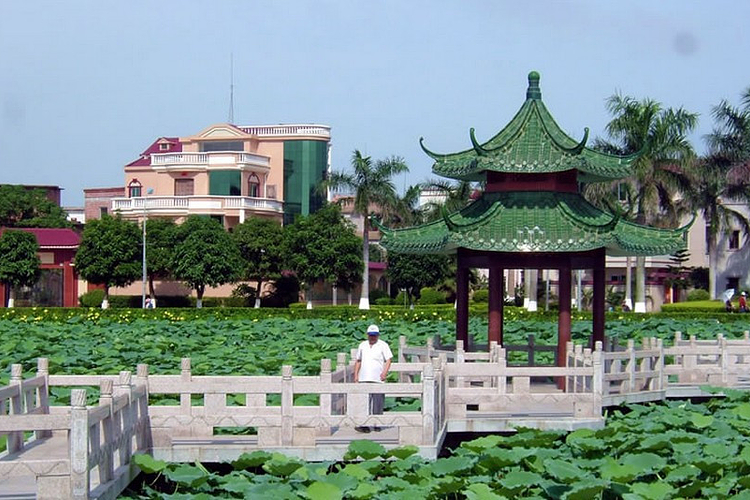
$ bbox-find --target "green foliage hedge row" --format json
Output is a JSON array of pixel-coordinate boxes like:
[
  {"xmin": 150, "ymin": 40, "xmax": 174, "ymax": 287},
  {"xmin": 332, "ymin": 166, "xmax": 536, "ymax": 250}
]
[{"xmin": 4, "ymin": 303, "xmax": 750, "ymax": 325}]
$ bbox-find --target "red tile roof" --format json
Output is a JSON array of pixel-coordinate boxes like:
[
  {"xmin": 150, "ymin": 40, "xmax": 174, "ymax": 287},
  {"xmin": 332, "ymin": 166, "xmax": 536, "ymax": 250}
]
[
  {"xmin": 0, "ymin": 227, "xmax": 81, "ymax": 248},
  {"xmin": 126, "ymin": 137, "xmax": 181, "ymax": 166}
]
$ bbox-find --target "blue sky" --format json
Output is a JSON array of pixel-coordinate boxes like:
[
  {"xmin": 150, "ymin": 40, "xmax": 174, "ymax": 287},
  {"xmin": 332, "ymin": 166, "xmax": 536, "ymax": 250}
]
[{"xmin": 2, "ymin": 1, "xmax": 750, "ymax": 206}]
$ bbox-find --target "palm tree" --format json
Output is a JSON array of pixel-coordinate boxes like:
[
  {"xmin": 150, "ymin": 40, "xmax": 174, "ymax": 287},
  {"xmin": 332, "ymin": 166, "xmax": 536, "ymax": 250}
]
[
  {"xmin": 325, "ymin": 150, "xmax": 409, "ymax": 309},
  {"xmin": 591, "ymin": 94, "xmax": 697, "ymax": 312},
  {"xmin": 421, "ymin": 179, "xmax": 479, "ymax": 222},
  {"xmin": 686, "ymin": 87, "xmax": 750, "ymax": 298}
]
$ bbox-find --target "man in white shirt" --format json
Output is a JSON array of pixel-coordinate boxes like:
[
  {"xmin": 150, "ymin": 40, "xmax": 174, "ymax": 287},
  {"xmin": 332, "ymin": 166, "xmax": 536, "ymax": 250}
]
[{"xmin": 354, "ymin": 324, "xmax": 393, "ymax": 431}]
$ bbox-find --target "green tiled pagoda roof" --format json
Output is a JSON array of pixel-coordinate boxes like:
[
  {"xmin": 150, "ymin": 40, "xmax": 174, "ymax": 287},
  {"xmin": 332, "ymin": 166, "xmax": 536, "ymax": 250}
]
[
  {"xmin": 377, "ymin": 191, "xmax": 690, "ymax": 257},
  {"xmin": 419, "ymin": 71, "xmax": 640, "ymax": 183}
]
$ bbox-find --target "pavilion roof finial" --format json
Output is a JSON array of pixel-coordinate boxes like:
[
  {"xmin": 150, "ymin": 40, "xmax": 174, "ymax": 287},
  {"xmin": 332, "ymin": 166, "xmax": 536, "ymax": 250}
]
[{"xmin": 526, "ymin": 71, "xmax": 541, "ymax": 100}]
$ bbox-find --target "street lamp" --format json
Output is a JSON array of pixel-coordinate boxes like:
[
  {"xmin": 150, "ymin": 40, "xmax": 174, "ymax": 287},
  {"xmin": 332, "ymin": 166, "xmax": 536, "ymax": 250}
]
[{"xmin": 141, "ymin": 189, "xmax": 153, "ymax": 308}]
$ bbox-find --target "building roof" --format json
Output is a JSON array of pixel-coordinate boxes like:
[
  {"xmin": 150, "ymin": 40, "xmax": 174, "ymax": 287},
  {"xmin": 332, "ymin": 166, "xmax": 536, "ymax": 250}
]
[
  {"xmin": 0, "ymin": 227, "xmax": 81, "ymax": 249},
  {"xmin": 126, "ymin": 137, "xmax": 181, "ymax": 167},
  {"xmin": 376, "ymin": 191, "xmax": 690, "ymax": 257},
  {"xmin": 419, "ymin": 72, "xmax": 640, "ymax": 183}
]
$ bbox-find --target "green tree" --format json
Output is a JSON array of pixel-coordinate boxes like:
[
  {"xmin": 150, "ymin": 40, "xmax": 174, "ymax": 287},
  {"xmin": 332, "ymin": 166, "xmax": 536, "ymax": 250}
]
[
  {"xmin": 324, "ymin": 150, "xmax": 408, "ymax": 309},
  {"xmin": 0, "ymin": 230, "xmax": 41, "ymax": 307},
  {"xmin": 283, "ymin": 203, "xmax": 362, "ymax": 308},
  {"xmin": 685, "ymin": 87, "xmax": 750, "ymax": 299},
  {"xmin": 233, "ymin": 217, "xmax": 284, "ymax": 308},
  {"xmin": 171, "ymin": 216, "xmax": 242, "ymax": 308},
  {"xmin": 386, "ymin": 251, "xmax": 451, "ymax": 307},
  {"xmin": 75, "ymin": 215, "xmax": 142, "ymax": 307},
  {"xmin": 0, "ymin": 185, "xmax": 70, "ymax": 228},
  {"xmin": 144, "ymin": 218, "xmax": 178, "ymax": 301},
  {"xmin": 591, "ymin": 94, "xmax": 697, "ymax": 312},
  {"xmin": 332, "ymin": 228, "xmax": 364, "ymax": 305},
  {"xmin": 421, "ymin": 179, "xmax": 478, "ymax": 222}
]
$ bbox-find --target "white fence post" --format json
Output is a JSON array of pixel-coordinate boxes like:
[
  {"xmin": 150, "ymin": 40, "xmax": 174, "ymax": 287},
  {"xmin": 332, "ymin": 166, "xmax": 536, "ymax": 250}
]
[
  {"xmin": 421, "ymin": 362, "xmax": 435, "ymax": 445},
  {"xmin": 8, "ymin": 364, "xmax": 24, "ymax": 453},
  {"xmin": 180, "ymin": 358, "xmax": 192, "ymax": 414},
  {"xmin": 281, "ymin": 365, "xmax": 293, "ymax": 446},
  {"xmin": 98, "ymin": 379, "xmax": 114, "ymax": 485},
  {"xmin": 36, "ymin": 358, "xmax": 51, "ymax": 439},
  {"xmin": 70, "ymin": 388, "xmax": 89, "ymax": 500}
]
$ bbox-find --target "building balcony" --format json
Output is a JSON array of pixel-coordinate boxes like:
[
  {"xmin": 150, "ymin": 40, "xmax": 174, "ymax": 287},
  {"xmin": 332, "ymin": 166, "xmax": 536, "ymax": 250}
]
[
  {"xmin": 112, "ymin": 195, "xmax": 283, "ymax": 219},
  {"xmin": 238, "ymin": 124, "xmax": 331, "ymax": 139},
  {"xmin": 150, "ymin": 151, "xmax": 270, "ymax": 171}
]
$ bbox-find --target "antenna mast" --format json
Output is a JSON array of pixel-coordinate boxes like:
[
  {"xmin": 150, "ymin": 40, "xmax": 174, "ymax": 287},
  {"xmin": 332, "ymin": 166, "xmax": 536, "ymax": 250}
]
[{"xmin": 228, "ymin": 53, "xmax": 234, "ymax": 123}]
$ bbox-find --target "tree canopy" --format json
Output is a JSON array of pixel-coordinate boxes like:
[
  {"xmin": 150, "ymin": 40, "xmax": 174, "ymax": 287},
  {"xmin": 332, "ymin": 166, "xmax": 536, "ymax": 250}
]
[
  {"xmin": 75, "ymin": 215, "xmax": 141, "ymax": 303},
  {"xmin": 283, "ymin": 203, "xmax": 362, "ymax": 307},
  {"xmin": 233, "ymin": 217, "xmax": 284, "ymax": 306},
  {"xmin": 144, "ymin": 218, "xmax": 178, "ymax": 299},
  {"xmin": 386, "ymin": 251, "xmax": 451, "ymax": 305},
  {"xmin": 324, "ymin": 150, "xmax": 408, "ymax": 308},
  {"xmin": 0, "ymin": 230, "xmax": 41, "ymax": 307},
  {"xmin": 0, "ymin": 185, "xmax": 70, "ymax": 228},
  {"xmin": 171, "ymin": 216, "xmax": 242, "ymax": 307}
]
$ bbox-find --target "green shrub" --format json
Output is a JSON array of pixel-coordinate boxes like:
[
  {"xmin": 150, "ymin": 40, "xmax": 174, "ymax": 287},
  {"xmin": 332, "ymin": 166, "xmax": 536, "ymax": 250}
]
[
  {"xmin": 687, "ymin": 289, "xmax": 710, "ymax": 301},
  {"xmin": 369, "ymin": 289, "xmax": 389, "ymax": 302},
  {"xmin": 79, "ymin": 290, "xmax": 105, "ymax": 307},
  {"xmin": 374, "ymin": 297, "xmax": 392, "ymax": 306},
  {"xmin": 472, "ymin": 289, "xmax": 489, "ymax": 303},
  {"xmin": 418, "ymin": 287, "xmax": 446, "ymax": 305}
]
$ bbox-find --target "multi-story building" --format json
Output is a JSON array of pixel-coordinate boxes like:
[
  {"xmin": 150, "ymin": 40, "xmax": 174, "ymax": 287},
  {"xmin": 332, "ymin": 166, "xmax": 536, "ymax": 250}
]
[{"xmin": 97, "ymin": 123, "xmax": 330, "ymax": 228}]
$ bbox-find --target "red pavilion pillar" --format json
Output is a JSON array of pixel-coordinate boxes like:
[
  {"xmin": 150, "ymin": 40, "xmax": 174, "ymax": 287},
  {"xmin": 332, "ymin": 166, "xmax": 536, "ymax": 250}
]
[
  {"xmin": 592, "ymin": 250, "xmax": 606, "ymax": 346},
  {"xmin": 456, "ymin": 264, "xmax": 469, "ymax": 346},
  {"xmin": 488, "ymin": 266, "xmax": 503, "ymax": 346},
  {"xmin": 557, "ymin": 264, "xmax": 572, "ymax": 367}
]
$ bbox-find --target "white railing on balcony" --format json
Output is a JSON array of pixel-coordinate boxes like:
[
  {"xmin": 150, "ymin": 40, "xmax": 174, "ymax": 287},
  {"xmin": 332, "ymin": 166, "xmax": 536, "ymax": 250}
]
[
  {"xmin": 112, "ymin": 196, "xmax": 283, "ymax": 214},
  {"xmin": 150, "ymin": 151, "xmax": 270, "ymax": 168},
  {"xmin": 238, "ymin": 124, "xmax": 331, "ymax": 138}
]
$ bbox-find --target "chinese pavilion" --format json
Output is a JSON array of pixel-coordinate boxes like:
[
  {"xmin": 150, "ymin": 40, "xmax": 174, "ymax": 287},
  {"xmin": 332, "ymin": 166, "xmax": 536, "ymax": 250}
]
[{"xmin": 377, "ymin": 72, "xmax": 689, "ymax": 363}]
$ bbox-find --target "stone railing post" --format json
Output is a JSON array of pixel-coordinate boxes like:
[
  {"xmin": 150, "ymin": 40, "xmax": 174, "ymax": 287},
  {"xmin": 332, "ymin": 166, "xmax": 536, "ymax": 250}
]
[
  {"xmin": 626, "ymin": 339, "xmax": 635, "ymax": 393},
  {"xmin": 398, "ymin": 335, "xmax": 407, "ymax": 364},
  {"xmin": 421, "ymin": 362, "xmax": 435, "ymax": 445},
  {"xmin": 319, "ymin": 358, "xmax": 332, "ymax": 421},
  {"xmin": 455, "ymin": 340, "xmax": 465, "ymax": 388},
  {"xmin": 7, "ymin": 364, "xmax": 24, "ymax": 453},
  {"xmin": 117, "ymin": 371, "xmax": 133, "ymax": 465},
  {"xmin": 70, "ymin": 388, "xmax": 89, "ymax": 500},
  {"xmin": 433, "ymin": 356, "xmax": 445, "ymax": 430},
  {"xmin": 136, "ymin": 364, "xmax": 151, "ymax": 450},
  {"xmin": 180, "ymin": 358, "xmax": 192, "ymax": 413},
  {"xmin": 592, "ymin": 342, "xmax": 603, "ymax": 417},
  {"xmin": 36, "ymin": 358, "xmax": 52, "ymax": 439},
  {"xmin": 98, "ymin": 380, "xmax": 114, "ymax": 484},
  {"xmin": 281, "ymin": 365, "xmax": 293, "ymax": 446},
  {"xmin": 720, "ymin": 336, "xmax": 729, "ymax": 385},
  {"xmin": 426, "ymin": 336, "xmax": 434, "ymax": 361}
]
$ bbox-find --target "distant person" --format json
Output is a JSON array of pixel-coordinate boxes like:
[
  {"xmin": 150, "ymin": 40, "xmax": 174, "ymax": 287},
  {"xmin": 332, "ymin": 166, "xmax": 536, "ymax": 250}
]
[
  {"xmin": 621, "ymin": 302, "xmax": 631, "ymax": 312},
  {"xmin": 145, "ymin": 295, "xmax": 155, "ymax": 309},
  {"xmin": 726, "ymin": 299, "xmax": 734, "ymax": 313},
  {"xmin": 353, "ymin": 324, "xmax": 392, "ymax": 432},
  {"xmin": 740, "ymin": 292, "xmax": 748, "ymax": 313}
]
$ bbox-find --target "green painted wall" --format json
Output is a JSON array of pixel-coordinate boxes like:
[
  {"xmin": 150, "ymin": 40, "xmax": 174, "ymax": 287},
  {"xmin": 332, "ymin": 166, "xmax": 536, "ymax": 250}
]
[
  {"xmin": 283, "ymin": 140, "xmax": 328, "ymax": 225},
  {"xmin": 209, "ymin": 170, "xmax": 241, "ymax": 196}
]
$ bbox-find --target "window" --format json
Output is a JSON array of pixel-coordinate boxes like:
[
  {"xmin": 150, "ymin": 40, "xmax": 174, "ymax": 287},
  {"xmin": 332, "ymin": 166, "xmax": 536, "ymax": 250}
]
[
  {"xmin": 705, "ymin": 224, "xmax": 711, "ymax": 255},
  {"xmin": 174, "ymin": 178, "xmax": 194, "ymax": 196},
  {"xmin": 128, "ymin": 180, "xmax": 142, "ymax": 198},
  {"xmin": 100, "ymin": 207, "xmax": 108, "ymax": 217},
  {"xmin": 729, "ymin": 230, "xmax": 740, "ymax": 250},
  {"xmin": 248, "ymin": 173, "xmax": 260, "ymax": 198},
  {"xmin": 616, "ymin": 183, "xmax": 628, "ymax": 202},
  {"xmin": 727, "ymin": 277, "xmax": 740, "ymax": 291},
  {"xmin": 209, "ymin": 170, "xmax": 241, "ymax": 196},
  {"xmin": 159, "ymin": 143, "xmax": 170, "ymax": 151},
  {"xmin": 200, "ymin": 141, "xmax": 243, "ymax": 152}
]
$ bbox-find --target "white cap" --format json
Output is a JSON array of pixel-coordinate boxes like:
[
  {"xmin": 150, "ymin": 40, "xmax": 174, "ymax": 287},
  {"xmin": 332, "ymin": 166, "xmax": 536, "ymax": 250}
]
[{"xmin": 366, "ymin": 324, "xmax": 380, "ymax": 335}]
